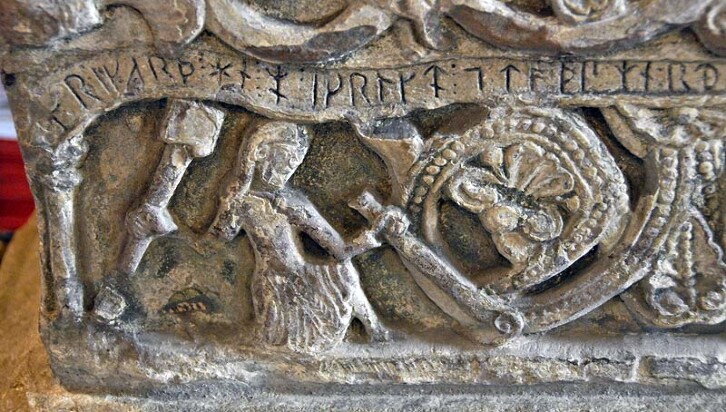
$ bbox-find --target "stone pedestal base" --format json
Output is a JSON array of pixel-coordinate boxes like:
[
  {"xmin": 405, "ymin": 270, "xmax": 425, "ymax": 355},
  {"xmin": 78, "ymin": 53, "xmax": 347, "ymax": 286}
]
[
  {"xmin": 21, "ymin": 385, "xmax": 726, "ymax": 411},
  {"xmin": 2, "ymin": 217, "xmax": 726, "ymax": 412}
]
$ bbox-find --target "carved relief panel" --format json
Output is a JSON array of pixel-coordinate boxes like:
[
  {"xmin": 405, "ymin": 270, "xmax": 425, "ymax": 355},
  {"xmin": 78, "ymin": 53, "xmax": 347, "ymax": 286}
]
[{"xmin": 1, "ymin": 0, "xmax": 725, "ymax": 406}]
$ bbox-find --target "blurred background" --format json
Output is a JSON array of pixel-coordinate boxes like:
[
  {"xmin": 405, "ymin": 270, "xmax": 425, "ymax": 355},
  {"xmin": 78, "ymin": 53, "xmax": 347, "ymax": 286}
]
[{"xmin": 0, "ymin": 84, "xmax": 33, "ymax": 260}]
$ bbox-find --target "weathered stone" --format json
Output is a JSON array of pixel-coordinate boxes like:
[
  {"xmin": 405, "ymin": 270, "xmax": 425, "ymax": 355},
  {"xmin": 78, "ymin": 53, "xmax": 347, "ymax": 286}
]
[
  {"xmin": 0, "ymin": 0, "xmax": 100, "ymax": 47},
  {"xmin": 0, "ymin": 0, "xmax": 725, "ymax": 410}
]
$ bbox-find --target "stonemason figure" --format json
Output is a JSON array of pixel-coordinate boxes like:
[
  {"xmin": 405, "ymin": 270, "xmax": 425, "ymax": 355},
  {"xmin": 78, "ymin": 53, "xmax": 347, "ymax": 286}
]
[{"xmin": 207, "ymin": 120, "xmax": 395, "ymax": 353}]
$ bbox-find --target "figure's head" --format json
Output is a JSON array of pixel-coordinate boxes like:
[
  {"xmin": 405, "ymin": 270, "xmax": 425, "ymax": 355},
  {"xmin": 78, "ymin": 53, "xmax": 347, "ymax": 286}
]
[{"xmin": 246, "ymin": 121, "xmax": 310, "ymax": 190}]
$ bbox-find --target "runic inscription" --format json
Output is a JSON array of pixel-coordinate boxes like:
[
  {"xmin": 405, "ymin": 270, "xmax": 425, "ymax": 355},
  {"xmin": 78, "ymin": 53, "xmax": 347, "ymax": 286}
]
[
  {"xmin": 3, "ymin": 0, "xmax": 726, "ymax": 408},
  {"xmin": 23, "ymin": 51, "xmax": 726, "ymax": 141}
]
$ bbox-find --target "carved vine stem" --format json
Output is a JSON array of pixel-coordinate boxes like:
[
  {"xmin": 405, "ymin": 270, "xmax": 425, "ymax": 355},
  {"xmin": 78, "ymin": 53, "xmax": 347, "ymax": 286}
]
[{"xmin": 23, "ymin": 135, "xmax": 88, "ymax": 321}]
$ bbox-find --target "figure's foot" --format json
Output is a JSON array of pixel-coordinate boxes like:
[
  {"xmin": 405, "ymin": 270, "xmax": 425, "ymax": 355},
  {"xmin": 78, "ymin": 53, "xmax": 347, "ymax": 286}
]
[
  {"xmin": 351, "ymin": 290, "xmax": 392, "ymax": 343},
  {"xmin": 92, "ymin": 284, "xmax": 128, "ymax": 323},
  {"xmin": 367, "ymin": 324, "xmax": 392, "ymax": 342},
  {"xmin": 53, "ymin": 278, "xmax": 85, "ymax": 324}
]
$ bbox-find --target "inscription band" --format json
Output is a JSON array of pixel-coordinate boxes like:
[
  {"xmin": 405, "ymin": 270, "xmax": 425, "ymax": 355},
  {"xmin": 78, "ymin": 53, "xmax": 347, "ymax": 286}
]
[{"xmin": 19, "ymin": 49, "xmax": 726, "ymax": 141}]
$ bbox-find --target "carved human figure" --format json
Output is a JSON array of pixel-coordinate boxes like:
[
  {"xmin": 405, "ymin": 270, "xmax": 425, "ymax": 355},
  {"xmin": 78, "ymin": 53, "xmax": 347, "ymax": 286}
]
[{"xmin": 207, "ymin": 121, "xmax": 392, "ymax": 353}]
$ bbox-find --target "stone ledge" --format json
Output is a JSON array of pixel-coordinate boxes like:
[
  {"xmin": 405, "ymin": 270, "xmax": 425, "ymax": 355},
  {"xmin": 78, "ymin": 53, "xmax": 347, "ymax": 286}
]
[{"xmin": 26, "ymin": 384, "xmax": 726, "ymax": 412}]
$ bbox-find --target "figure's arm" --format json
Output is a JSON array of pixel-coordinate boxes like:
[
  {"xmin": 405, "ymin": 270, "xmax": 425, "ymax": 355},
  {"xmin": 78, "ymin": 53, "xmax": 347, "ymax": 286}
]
[
  {"xmin": 349, "ymin": 190, "xmax": 524, "ymax": 343},
  {"xmin": 282, "ymin": 193, "xmax": 381, "ymax": 261},
  {"xmin": 209, "ymin": 179, "xmax": 247, "ymax": 241}
]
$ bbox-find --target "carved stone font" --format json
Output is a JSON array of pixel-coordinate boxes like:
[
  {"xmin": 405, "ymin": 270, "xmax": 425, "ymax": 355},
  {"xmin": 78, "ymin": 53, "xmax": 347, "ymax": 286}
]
[{"xmin": 1, "ymin": 0, "xmax": 725, "ymax": 409}]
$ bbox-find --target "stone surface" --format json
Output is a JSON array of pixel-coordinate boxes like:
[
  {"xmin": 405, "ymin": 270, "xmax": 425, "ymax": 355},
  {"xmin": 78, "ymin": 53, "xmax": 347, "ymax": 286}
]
[{"xmin": 0, "ymin": 0, "xmax": 725, "ymax": 410}]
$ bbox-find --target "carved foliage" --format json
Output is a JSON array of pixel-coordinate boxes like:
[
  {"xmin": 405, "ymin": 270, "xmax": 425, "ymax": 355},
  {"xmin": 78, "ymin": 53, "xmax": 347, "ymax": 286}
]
[
  {"xmin": 2, "ymin": 0, "xmax": 724, "ymax": 63},
  {"xmin": 605, "ymin": 105, "xmax": 726, "ymax": 328},
  {"xmin": 629, "ymin": 140, "xmax": 726, "ymax": 327},
  {"xmin": 401, "ymin": 107, "xmax": 629, "ymax": 295},
  {"xmin": 696, "ymin": 1, "xmax": 726, "ymax": 56},
  {"xmin": 445, "ymin": 142, "xmax": 574, "ymax": 267},
  {"xmin": 205, "ymin": 1, "xmax": 394, "ymax": 63},
  {"xmin": 549, "ymin": 0, "xmax": 627, "ymax": 24}
]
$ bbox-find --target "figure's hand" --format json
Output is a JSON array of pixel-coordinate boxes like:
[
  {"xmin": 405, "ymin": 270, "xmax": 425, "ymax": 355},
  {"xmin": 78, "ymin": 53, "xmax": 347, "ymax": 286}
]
[
  {"xmin": 375, "ymin": 207, "xmax": 410, "ymax": 239},
  {"xmin": 285, "ymin": 205, "xmax": 311, "ymax": 224},
  {"xmin": 271, "ymin": 194, "xmax": 312, "ymax": 224}
]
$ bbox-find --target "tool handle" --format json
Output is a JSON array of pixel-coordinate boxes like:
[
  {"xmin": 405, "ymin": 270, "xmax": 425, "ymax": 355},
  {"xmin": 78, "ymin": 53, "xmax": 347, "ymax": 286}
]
[{"xmin": 348, "ymin": 190, "xmax": 386, "ymax": 223}]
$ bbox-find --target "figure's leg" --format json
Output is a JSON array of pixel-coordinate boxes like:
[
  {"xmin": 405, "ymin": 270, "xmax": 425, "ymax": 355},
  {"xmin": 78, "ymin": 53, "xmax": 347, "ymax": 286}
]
[
  {"xmin": 337, "ymin": 261, "xmax": 390, "ymax": 342},
  {"xmin": 349, "ymin": 279, "xmax": 390, "ymax": 342}
]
